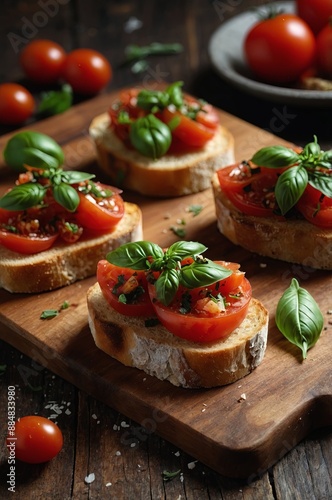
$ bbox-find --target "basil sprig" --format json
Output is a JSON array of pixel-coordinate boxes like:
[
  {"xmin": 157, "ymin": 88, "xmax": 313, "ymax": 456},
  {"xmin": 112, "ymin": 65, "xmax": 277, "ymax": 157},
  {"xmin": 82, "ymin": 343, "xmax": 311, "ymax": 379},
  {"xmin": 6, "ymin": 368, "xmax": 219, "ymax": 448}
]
[
  {"xmin": 276, "ymin": 278, "xmax": 324, "ymax": 359},
  {"xmin": 107, "ymin": 241, "xmax": 232, "ymax": 306},
  {"xmin": 0, "ymin": 168, "xmax": 94, "ymax": 212},
  {"xmin": 3, "ymin": 131, "xmax": 64, "ymax": 173},
  {"xmin": 251, "ymin": 136, "xmax": 332, "ymax": 215},
  {"xmin": 0, "ymin": 132, "xmax": 96, "ymax": 213},
  {"xmin": 136, "ymin": 81, "xmax": 184, "ymax": 113}
]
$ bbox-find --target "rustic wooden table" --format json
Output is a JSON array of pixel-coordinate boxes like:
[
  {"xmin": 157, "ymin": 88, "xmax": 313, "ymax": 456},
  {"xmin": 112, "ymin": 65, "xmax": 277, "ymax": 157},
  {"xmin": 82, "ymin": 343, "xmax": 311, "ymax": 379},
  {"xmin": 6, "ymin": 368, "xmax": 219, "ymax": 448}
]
[{"xmin": 0, "ymin": 1, "xmax": 332, "ymax": 499}]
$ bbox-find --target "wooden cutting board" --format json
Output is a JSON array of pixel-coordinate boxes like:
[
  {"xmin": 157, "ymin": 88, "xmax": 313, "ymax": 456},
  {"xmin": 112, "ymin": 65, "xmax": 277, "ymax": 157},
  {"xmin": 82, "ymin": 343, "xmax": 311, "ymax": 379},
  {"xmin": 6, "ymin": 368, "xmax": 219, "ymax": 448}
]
[{"xmin": 0, "ymin": 90, "xmax": 331, "ymax": 479}]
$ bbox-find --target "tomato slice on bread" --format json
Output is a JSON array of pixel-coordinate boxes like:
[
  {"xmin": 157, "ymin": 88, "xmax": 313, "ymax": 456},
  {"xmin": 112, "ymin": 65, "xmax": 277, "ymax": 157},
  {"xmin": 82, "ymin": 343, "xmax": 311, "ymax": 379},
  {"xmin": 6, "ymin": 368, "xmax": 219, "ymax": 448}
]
[
  {"xmin": 97, "ymin": 260, "xmax": 155, "ymax": 317},
  {"xmin": 148, "ymin": 263, "xmax": 251, "ymax": 343},
  {"xmin": 99, "ymin": 241, "xmax": 252, "ymax": 343},
  {"xmin": 108, "ymin": 83, "xmax": 219, "ymax": 156}
]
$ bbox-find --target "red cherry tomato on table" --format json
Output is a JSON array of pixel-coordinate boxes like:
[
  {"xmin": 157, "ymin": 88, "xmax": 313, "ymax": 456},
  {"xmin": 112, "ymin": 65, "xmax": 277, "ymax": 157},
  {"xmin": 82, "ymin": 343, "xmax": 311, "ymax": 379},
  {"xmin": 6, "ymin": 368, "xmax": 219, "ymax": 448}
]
[
  {"xmin": 296, "ymin": 0, "xmax": 332, "ymax": 35},
  {"xmin": 0, "ymin": 83, "xmax": 35, "ymax": 125},
  {"xmin": 316, "ymin": 22, "xmax": 332, "ymax": 77},
  {"xmin": 20, "ymin": 39, "xmax": 67, "ymax": 84},
  {"xmin": 7, "ymin": 416, "xmax": 63, "ymax": 464},
  {"xmin": 244, "ymin": 13, "xmax": 316, "ymax": 84},
  {"xmin": 97, "ymin": 260, "xmax": 155, "ymax": 316},
  {"xmin": 62, "ymin": 48, "xmax": 112, "ymax": 95}
]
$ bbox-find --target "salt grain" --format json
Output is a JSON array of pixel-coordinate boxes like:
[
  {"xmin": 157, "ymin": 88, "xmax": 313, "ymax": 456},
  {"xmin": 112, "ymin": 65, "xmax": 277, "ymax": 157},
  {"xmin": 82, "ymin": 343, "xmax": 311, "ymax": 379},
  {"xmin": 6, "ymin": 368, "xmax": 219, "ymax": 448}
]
[{"xmin": 85, "ymin": 473, "xmax": 95, "ymax": 484}]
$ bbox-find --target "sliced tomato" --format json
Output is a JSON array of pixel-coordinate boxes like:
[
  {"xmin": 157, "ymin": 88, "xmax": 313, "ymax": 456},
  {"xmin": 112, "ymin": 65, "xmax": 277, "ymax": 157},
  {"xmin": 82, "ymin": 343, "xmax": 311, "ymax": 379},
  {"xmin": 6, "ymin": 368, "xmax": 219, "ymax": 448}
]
[
  {"xmin": 217, "ymin": 164, "xmax": 282, "ymax": 217},
  {"xmin": 296, "ymin": 184, "xmax": 332, "ymax": 228},
  {"xmin": 75, "ymin": 183, "xmax": 124, "ymax": 231},
  {"xmin": 160, "ymin": 107, "xmax": 215, "ymax": 148},
  {"xmin": 148, "ymin": 264, "xmax": 252, "ymax": 343},
  {"xmin": 0, "ymin": 230, "xmax": 58, "ymax": 254},
  {"xmin": 97, "ymin": 260, "xmax": 155, "ymax": 316}
]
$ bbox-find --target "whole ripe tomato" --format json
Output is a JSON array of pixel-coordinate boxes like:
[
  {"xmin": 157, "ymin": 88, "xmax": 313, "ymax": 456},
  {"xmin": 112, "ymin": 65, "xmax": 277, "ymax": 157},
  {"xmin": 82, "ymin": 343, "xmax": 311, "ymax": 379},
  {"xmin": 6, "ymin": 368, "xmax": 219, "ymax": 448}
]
[
  {"xmin": 62, "ymin": 48, "xmax": 112, "ymax": 94},
  {"xmin": 7, "ymin": 416, "xmax": 63, "ymax": 464},
  {"xmin": 20, "ymin": 39, "xmax": 67, "ymax": 84},
  {"xmin": 316, "ymin": 22, "xmax": 332, "ymax": 77},
  {"xmin": 0, "ymin": 83, "xmax": 35, "ymax": 125},
  {"xmin": 244, "ymin": 13, "xmax": 316, "ymax": 84},
  {"xmin": 296, "ymin": 0, "xmax": 332, "ymax": 35}
]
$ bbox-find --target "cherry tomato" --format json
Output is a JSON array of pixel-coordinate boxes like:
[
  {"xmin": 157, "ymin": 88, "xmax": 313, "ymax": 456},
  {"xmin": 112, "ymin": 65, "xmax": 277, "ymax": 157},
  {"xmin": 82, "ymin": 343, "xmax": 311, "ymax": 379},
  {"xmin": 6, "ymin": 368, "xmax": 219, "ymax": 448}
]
[
  {"xmin": 148, "ymin": 262, "xmax": 251, "ymax": 342},
  {"xmin": 7, "ymin": 416, "xmax": 63, "ymax": 464},
  {"xmin": 62, "ymin": 48, "xmax": 112, "ymax": 95},
  {"xmin": 97, "ymin": 260, "xmax": 155, "ymax": 316},
  {"xmin": 75, "ymin": 183, "xmax": 124, "ymax": 231},
  {"xmin": 316, "ymin": 22, "xmax": 332, "ymax": 77},
  {"xmin": 296, "ymin": 0, "xmax": 332, "ymax": 35},
  {"xmin": 20, "ymin": 39, "xmax": 67, "ymax": 84},
  {"xmin": 244, "ymin": 14, "xmax": 316, "ymax": 84},
  {"xmin": 217, "ymin": 163, "xmax": 282, "ymax": 217},
  {"xmin": 160, "ymin": 107, "xmax": 215, "ymax": 149},
  {"xmin": 0, "ymin": 83, "xmax": 35, "ymax": 125},
  {"xmin": 296, "ymin": 184, "xmax": 332, "ymax": 228},
  {"xmin": 0, "ymin": 230, "xmax": 58, "ymax": 254}
]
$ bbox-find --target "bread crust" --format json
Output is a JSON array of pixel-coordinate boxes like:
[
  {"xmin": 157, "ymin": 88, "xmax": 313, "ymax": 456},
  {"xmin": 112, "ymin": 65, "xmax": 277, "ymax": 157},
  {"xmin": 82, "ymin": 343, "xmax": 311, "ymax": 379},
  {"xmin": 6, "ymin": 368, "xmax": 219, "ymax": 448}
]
[
  {"xmin": 0, "ymin": 202, "xmax": 142, "ymax": 293},
  {"xmin": 212, "ymin": 174, "xmax": 332, "ymax": 270},
  {"xmin": 89, "ymin": 112, "xmax": 235, "ymax": 197},
  {"xmin": 87, "ymin": 282, "xmax": 269, "ymax": 389}
]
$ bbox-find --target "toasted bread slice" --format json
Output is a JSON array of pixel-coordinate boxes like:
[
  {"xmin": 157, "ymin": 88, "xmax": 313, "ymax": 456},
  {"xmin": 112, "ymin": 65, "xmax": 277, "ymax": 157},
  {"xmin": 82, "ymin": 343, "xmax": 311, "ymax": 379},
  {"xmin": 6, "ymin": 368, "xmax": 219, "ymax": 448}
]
[
  {"xmin": 87, "ymin": 282, "xmax": 269, "ymax": 389},
  {"xmin": 212, "ymin": 173, "xmax": 332, "ymax": 270},
  {"xmin": 89, "ymin": 112, "xmax": 235, "ymax": 197},
  {"xmin": 0, "ymin": 202, "xmax": 142, "ymax": 293}
]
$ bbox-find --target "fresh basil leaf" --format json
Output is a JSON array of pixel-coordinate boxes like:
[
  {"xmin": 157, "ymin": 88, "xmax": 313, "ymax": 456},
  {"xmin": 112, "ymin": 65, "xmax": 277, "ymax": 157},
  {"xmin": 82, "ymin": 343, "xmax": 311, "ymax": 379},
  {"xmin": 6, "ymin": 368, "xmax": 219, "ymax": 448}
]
[
  {"xmin": 124, "ymin": 42, "xmax": 183, "ymax": 63},
  {"xmin": 301, "ymin": 136, "xmax": 320, "ymax": 160},
  {"xmin": 166, "ymin": 241, "xmax": 207, "ymax": 260},
  {"xmin": 3, "ymin": 131, "xmax": 64, "ymax": 172},
  {"xmin": 308, "ymin": 172, "xmax": 332, "ymax": 199},
  {"xmin": 179, "ymin": 260, "xmax": 232, "ymax": 289},
  {"xmin": 322, "ymin": 150, "xmax": 332, "ymax": 165},
  {"xmin": 129, "ymin": 114, "xmax": 172, "ymax": 159},
  {"xmin": 251, "ymin": 146, "xmax": 299, "ymax": 168},
  {"xmin": 155, "ymin": 268, "xmax": 179, "ymax": 305},
  {"xmin": 40, "ymin": 309, "xmax": 59, "ymax": 320},
  {"xmin": 166, "ymin": 81, "xmax": 184, "ymax": 108},
  {"xmin": 275, "ymin": 166, "xmax": 308, "ymax": 215},
  {"xmin": 276, "ymin": 278, "xmax": 324, "ymax": 359},
  {"xmin": 62, "ymin": 171, "xmax": 95, "ymax": 184},
  {"xmin": 20, "ymin": 147, "xmax": 60, "ymax": 170},
  {"xmin": 107, "ymin": 241, "xmax": 164, "ymax": 270},
  {"xmin": 0, "ymin": 183, "xmax": 46, "ymax": 210},
  {"xmin": 137, "ymin": 89, "xmax": 169, "ymax": 112},
  {"xmin": 38, "ymin": 84, "xmax": 73, "ymax": 116},
  {"xmin": 53, "ymin": 183, "xmax": 80, "ymax": 212}
]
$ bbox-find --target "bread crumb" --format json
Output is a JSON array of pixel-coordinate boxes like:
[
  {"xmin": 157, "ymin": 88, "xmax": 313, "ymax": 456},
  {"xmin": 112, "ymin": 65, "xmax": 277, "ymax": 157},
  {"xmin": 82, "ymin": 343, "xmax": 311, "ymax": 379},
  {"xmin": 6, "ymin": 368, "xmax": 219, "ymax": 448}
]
[
  {"xmin": 259, "ymin": 263, "xmax": 267, "ymax": 268},
  {"xmin": 115, "ymin": 451, "xmax": 121, "ymax": 456},
  {"xmin": 187, "ymin": 460, "xmax": 198, "ymax": 470},
  {"xmin": 174, "ymin": 451, "xmax": 180, "ymax": 457},
  {"xmin": 121, "ymin": 421, "xmax": 130, "ymax": 428},
  {"xmin": 238, "ymin": 393, "xmax": 247, "ymax": 402},
  {"xmin": 106, "ymin": 482, "xmax": 112, "ymax": 487}
]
